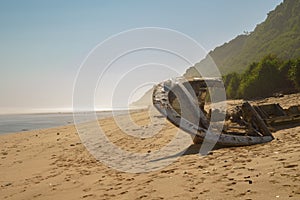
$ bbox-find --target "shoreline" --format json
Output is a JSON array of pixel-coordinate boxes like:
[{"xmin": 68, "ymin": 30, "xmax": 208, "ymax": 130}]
[
  {"xmin": 0, "ymin": 108, "xmax": 148, "ymax": 135},
  {"xmin": 0, "ymin": 106, "xmax": 148, "ymax": 116}
]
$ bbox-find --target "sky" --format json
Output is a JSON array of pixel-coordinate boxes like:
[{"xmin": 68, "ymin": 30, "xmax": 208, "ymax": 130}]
[{"xmin": 0, "ymin": 0, "xmax": 283, "ymax": 113}]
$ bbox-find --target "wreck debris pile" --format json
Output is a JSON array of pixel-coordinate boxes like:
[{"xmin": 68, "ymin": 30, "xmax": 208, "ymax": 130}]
[{"xmin": 152, "ymin": 77, "xmax": 300, "ymax": 147}]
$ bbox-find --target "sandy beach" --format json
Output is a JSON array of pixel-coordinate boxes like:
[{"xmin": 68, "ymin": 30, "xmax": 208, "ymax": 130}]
[{"xmin": 1, "ymin": 94, "xmax": 300, "ymax": 200}]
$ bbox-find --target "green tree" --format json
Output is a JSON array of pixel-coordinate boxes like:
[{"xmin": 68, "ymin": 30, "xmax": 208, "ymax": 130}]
[
  {"xmin": 238, "ymin": 55, "xmax": 282, "ymax": 99},
  {"xmin": 278, "ymin": 60, "xmax": 295, "ymax": 93},
  {"xmin": 226, "ymin": 73, "xmax": 240, "ymax": 99},
  {"xmin": 289, "ymin": 59, "xmax": 300, "ymax": 90}
]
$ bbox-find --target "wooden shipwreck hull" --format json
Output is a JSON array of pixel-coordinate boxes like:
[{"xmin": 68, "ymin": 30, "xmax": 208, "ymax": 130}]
[
  {"xmin": 152, "ymin": 77, "xmax": 278, "ymax": 147},
  {"xmin": 253, "ymin": 104, "xmax": 300, "ymax": 128}
]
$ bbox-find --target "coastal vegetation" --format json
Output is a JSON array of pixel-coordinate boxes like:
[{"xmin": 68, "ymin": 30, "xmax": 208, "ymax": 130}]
[{"xmin": 223, "ymin": 55, "xmax": 300, "ymax": 99}]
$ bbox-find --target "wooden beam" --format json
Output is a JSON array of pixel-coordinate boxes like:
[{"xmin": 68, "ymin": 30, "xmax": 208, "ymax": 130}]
[{"xmin": 242, "ymin": 102, "xmax": 273, "ymax": 138}]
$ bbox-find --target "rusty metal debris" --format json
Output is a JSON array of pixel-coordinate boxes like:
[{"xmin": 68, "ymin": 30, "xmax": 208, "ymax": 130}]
[{"xmin": 152, "ymin": 77, "xmax": 300, "ymax": 147}]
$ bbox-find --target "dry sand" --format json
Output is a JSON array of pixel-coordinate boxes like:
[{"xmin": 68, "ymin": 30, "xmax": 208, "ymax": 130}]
[{"xmin": 0, "ymin": 94, "xmax": 300, "ymax": 200}]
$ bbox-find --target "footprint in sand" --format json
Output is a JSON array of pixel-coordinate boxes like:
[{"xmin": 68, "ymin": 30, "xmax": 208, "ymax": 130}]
[
  {"xmin": 199, "ymin": 189, "xmax": 210, "ymax": 194},
  {"xmin": 235, "ymin": 192, "xmax": 247, "ymax": 197},
  {"xmin": 269, "ymin": 179, "xmax": 280, "ymax": 184},
  {"xmin": 82, "ymin": 194, "xmax": 95, "ymax": 198},
  {"xmin": 284, "ymin": 164, "xmax": 298, "ymax": 168},
  {"xmin": 223, "ymin": 188, "xmax": 234, "ymax": 192},
  {"xmin": 226, "ymin": 182, "xmax": 237, "ymax": 186},
  {"xmin": 138, "ymin": 194, "xmax": 148, "ymax": 199},
  {"xmin": 83, "ymin": 188, "xmax": 91, "ymax": 192},
  {"xmin": 119, "ymin": 191, "xmax": 128, "ymax": 195}
]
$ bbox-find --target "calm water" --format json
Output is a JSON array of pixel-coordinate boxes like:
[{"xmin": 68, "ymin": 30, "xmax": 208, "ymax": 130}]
[{"xmin": 0, "ymin": 110, "xmax": 127, "ymax": 134}]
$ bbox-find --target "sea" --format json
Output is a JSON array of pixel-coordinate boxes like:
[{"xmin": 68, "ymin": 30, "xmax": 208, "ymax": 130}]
[{"xmin": 0, "ymin": 110, "xmax": 129, "ymax": 135}]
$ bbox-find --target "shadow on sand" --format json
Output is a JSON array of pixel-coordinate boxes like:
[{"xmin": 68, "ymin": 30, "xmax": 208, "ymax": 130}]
[
  {"xmin": 271, "ymin": 122, "xmax": 300, "ymax": 131},
  {"xmin": 149, "ymin": 142, "xmax": 231, "ymax": 163}
]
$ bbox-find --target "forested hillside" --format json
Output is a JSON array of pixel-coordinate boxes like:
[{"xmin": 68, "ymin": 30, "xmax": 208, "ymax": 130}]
[{"xmin": 185, "ymin": 0, "xmax": 300, "ymax": 77}]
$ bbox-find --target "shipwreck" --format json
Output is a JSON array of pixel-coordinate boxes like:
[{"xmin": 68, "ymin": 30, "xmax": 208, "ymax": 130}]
[{"xmin": 152, "ymin": 77, "xmax": 300, "ymax": 147}]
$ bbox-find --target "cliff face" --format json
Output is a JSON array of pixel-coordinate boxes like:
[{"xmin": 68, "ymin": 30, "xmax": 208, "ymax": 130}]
[{"xmin": 185, "ymin": 0, "xmax": 300, "ymax": 77}]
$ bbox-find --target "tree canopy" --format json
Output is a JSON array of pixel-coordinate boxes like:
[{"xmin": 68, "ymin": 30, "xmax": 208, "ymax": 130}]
[{"xmin": 223, "ymin": 55, "xmax": 300, "ymax": 99}]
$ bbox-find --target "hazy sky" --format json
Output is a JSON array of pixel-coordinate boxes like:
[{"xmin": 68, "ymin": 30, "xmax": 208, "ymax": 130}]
[{"xmin": 0, "ymin": 0, "xmax": 282, "ymax": 113}]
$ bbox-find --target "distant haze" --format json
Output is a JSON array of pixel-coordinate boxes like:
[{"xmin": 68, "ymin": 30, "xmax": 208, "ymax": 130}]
[{"xmin": 0, "ymin": 0, "xmax": 282, "ymax": 114}]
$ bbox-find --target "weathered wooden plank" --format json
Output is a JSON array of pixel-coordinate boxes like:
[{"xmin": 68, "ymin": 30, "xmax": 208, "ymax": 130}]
[{"xmin": 241, "ymin": 102, "xmax": 273, "ymax": 138}]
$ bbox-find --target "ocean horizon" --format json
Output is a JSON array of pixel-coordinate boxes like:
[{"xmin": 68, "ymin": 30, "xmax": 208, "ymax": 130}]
[{"xmin": 0, "ymin": 109, "xmax": 136, "ymax": 135}]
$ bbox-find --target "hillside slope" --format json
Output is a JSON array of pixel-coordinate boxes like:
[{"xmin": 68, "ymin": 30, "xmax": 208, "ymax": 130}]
[
  {"xmin": 130, "ymin": 88, "xmax": 153, "ymax": 108},
  {"xmin": 134, "ymin": 0, "xmax": 300, "ymax": 106},
  {"xmin": 185, "ymin": 0, "xmax": 300, "ymax": 76}
]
